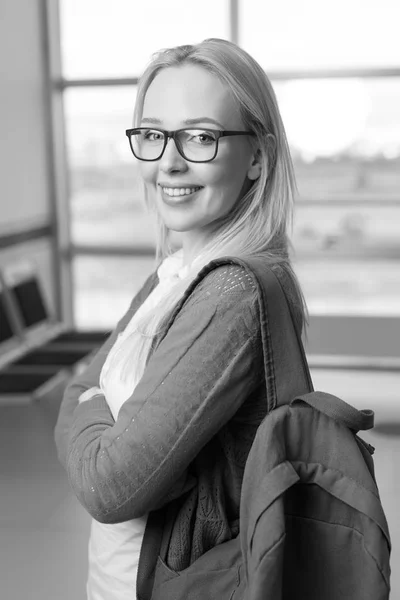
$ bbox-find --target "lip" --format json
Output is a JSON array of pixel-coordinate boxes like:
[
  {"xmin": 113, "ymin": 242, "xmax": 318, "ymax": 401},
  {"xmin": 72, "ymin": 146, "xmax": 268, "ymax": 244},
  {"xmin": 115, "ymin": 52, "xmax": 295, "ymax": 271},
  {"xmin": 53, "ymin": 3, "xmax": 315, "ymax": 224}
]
[
  {"xmin": 158, "ymin": 183, "xmax": 203, "ymax": 189},
  {"xmin": 159, "ymin": 185, "xmax": 203, "ymax": 206}
]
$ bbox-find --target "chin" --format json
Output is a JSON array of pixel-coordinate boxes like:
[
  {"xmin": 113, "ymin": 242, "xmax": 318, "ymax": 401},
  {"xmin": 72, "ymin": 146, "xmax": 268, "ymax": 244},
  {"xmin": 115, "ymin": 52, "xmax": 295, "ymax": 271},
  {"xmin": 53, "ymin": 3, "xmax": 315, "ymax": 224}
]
[
  {"xmin": 162, "ymin": 220, "xmax": 200, "ymax": 233},
  {"xmin": 158, "ymin": 210, "xmax": 202, "ymax": 233}
]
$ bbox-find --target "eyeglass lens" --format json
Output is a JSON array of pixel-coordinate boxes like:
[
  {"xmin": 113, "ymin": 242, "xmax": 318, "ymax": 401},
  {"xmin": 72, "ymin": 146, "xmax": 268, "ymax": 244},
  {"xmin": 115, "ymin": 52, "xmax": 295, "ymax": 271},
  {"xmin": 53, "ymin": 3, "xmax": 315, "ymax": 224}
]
[{"xmin": 130, "ymin": 129, "xmax": 217, "ymax": 161}]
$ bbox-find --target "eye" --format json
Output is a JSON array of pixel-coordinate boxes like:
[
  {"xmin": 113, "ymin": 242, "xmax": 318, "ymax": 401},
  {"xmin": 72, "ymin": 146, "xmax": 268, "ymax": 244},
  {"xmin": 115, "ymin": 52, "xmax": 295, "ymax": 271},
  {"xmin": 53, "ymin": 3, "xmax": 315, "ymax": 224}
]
[
  {"xmin": 198, "ymin": 132, "xmax": 215, "ymax": 144},
  {"xmin": 143, "ymin": 129, "xmax": 164, "ymax": 142},
  {"xmin": 187, "ymin": 130, "xmax": 216, "ymax": 145}
]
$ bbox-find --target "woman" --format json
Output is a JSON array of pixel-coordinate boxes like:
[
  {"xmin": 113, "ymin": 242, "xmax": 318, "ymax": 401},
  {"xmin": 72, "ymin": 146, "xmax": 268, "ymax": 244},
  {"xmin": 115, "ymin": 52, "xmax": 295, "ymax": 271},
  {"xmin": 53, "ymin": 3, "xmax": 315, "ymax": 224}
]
[{"xmin": 54, "ymin": 38, "xmax": 306, "ymax": 599}]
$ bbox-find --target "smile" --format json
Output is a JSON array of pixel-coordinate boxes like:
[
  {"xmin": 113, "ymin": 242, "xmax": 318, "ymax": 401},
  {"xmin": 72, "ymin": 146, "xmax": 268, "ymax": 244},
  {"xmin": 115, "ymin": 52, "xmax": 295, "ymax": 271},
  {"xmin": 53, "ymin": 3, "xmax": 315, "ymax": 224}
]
[{"xmin": 161, "ymin": 186, "xmax": 203, "ymax": 197}]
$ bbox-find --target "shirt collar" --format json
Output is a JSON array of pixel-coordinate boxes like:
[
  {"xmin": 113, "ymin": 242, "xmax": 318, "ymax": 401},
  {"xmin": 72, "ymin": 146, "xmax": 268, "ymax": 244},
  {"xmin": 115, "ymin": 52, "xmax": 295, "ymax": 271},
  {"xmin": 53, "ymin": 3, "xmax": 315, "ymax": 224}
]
[{"xmin": 157, "ymin": 250, "xmax": 187, "ymax": 281}]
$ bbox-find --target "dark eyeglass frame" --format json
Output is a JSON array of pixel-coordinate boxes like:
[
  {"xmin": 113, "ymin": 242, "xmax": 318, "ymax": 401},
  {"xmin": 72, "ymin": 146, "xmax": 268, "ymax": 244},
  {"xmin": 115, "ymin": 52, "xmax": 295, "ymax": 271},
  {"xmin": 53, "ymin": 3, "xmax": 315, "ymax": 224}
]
[{"xmin": 125, "ymin": 127, "xmax": 256, "ymax": 163}]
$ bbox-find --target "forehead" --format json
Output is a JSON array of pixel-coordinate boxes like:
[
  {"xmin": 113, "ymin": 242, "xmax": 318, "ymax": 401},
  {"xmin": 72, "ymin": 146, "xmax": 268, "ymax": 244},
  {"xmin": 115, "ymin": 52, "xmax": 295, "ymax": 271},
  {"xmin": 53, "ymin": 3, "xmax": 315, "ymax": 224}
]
[{"xmin": 142, "ymin": 64, "xmax": 242, "ymax": 128}]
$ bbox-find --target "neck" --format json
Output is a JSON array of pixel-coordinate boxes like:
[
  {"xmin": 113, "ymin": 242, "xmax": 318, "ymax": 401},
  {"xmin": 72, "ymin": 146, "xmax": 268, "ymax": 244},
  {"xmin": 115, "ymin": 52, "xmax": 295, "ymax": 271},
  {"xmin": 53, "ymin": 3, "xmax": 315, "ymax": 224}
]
[{"xmin": 181, "ymin": 231, "xmax": 210, "ymax": 267}]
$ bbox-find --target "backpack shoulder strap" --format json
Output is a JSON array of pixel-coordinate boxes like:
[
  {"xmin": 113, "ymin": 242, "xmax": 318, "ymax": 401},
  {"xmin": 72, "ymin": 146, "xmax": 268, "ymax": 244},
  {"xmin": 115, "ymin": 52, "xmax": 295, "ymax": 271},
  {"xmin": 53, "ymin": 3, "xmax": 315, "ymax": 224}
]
[
  {"xmin": 291, "ymin": 391, "xmax": 375, "ymax": 432},
  {"xmin": 261, "ymin": 266, "xmax": 376, "ymax": 429}
]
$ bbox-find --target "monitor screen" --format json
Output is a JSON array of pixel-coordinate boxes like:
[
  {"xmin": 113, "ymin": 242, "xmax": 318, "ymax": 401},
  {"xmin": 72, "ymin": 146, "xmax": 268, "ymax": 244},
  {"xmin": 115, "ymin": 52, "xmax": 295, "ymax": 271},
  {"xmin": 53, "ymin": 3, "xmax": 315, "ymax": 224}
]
[
  {"xmin": 12, "ymin": 277, "xmax": 48, "ymax": 328},
  {"xmin": 0, "ymin": 293, "xmax": 14, "ymax": 343}
]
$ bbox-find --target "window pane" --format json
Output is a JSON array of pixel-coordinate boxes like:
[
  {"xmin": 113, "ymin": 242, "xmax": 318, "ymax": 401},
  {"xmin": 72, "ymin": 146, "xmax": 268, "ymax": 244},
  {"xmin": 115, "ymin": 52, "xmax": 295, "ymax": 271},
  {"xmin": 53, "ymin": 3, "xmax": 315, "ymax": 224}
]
[
  {"xmin": 64, "ymin": 86, "xmax": 156, "ymax": 248},
  {"xmin": 274, "ymin": 78, "xmax": 400, "ymax": 172},
  {"xmin": 273, "ymin": 78, "xmax": 400, "ymax": 316},
  {"xmin": 73, "ymin": 255, "xmax": 156, "ymax": 329},
  {"xmin": 293, "ymin": 204, "xmax": 400, "ymax": 258},
  {"xmin": 60, "ymin": 0, "xmax": 230, "ymax": 79},
  {"xmin": 295, "ymin": 259, "xmax": 400, "ymax": 316},
  {"xmin": 240, "ymin": 0, "xmax": 400, "ymax": 70}
]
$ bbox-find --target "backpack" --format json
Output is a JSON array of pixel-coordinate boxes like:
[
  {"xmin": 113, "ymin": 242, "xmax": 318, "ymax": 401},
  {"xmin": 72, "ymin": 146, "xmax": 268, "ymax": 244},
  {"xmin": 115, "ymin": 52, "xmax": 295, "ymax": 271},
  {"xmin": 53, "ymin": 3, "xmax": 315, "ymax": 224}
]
[
  {"xmin": 238, "ymin": 264, "xmax": 391, "ymax": 599},
  {"xmin": 240, "ymin": 391, "xmax": 391, "ymax": 599}
]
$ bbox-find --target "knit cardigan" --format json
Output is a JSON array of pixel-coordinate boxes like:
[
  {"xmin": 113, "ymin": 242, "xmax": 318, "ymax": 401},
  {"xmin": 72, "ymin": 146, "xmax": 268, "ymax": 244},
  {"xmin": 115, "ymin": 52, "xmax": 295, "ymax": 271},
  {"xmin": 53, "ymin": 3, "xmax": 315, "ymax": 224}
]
[{"xmin": 54, "ymin": 256, "xmax": 304, "ymax": 575}]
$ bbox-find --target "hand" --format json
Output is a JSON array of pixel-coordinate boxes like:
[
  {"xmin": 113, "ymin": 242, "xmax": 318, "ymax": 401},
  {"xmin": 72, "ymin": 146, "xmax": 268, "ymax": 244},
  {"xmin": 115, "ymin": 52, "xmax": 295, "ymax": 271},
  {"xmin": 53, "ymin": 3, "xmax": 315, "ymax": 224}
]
[{"xmin": 78, "ymin": 386, "xmax": 104, "ymax": 404}]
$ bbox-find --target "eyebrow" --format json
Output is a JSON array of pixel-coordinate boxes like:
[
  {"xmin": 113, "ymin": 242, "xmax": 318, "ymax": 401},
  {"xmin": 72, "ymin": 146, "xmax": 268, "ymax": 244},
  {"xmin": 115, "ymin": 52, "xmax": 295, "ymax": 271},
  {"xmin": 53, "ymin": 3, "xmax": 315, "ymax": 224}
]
[{"xmin": 140, "ymin": 117, "xmax": 225, "ymax": 128}]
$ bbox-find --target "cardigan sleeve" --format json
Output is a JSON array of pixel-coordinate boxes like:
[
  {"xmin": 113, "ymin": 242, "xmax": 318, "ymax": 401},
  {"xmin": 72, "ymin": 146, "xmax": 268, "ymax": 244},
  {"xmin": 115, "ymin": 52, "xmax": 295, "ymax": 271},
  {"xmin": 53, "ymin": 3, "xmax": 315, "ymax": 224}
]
[
  {"xmin": 54, "ymin": 271, "xmax": 158, "ymax": 469},
  {"xmin": 66, "ymin": 267, "xmax": 262, "ymax": 523}
]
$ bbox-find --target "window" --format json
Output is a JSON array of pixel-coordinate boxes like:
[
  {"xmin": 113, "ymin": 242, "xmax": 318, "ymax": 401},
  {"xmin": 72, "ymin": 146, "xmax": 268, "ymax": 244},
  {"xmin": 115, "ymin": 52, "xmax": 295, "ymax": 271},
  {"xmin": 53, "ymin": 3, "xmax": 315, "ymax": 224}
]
[
  {"xmin": 272, "ymin": 78, "xmax": 400, "ymax": 315},
  {"xmin": 64, "ymin": 86, "xmax": 156, "ymax": 249},
  {"xmin": 52, "ymin": 0, "xmax": 400, "ymax": 359},
  {"xmin": 60, "ymin": 0, "xmax": 230, "ymax": 79},
  {"xmin": 239, "ymin": 0, "xmax": 400, "ymax": 70},
  {"xmin": 73, "ymin": 255, "xmax": 155, "ymax": 328}
]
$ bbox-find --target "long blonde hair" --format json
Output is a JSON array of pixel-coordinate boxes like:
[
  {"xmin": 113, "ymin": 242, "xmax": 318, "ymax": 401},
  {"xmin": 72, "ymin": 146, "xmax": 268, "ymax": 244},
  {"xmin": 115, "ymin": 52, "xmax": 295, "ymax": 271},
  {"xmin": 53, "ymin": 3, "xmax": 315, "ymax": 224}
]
[{"xmin": 118, "ymin": 38, "xmax": 305, "ymax": 383}]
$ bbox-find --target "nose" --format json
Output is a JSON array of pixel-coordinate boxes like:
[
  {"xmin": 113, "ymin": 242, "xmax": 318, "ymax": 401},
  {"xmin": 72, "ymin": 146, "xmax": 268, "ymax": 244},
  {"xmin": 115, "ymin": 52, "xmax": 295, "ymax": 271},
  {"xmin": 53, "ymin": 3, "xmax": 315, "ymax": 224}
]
[{"xmin": 159, "ymin": 137, "xmax": 188, "ymax": 173}]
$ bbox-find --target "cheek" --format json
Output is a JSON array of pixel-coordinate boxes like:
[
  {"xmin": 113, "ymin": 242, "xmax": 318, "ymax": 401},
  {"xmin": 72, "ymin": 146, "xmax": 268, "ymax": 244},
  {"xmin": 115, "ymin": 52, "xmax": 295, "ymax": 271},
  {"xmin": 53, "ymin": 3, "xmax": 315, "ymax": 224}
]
[
  {"xmin": 213, "ymin": 145, "xmax": 250, "ymax": 187},
  {"xmin": 211, "ymin": 159, "xmax": 248, "ymax": 199},
  {"xmin": 208, "ymin": 155, "xmax": 251, "ymax": 214}
]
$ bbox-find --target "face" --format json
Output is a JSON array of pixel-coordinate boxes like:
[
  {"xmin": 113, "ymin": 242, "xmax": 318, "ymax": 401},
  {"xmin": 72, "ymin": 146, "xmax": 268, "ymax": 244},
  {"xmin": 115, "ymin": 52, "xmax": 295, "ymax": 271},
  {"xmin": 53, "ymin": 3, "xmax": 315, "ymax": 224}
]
[{"xmin": 137, "ymin": 64, "xmax": 261, "ymax": 255}]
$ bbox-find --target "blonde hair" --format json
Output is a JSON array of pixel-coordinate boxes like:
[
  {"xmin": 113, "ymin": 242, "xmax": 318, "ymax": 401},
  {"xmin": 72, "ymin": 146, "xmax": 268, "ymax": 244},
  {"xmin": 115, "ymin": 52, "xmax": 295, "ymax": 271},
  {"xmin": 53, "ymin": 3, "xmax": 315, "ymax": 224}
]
[{"xmin": 117, "ymin": 38, "xmax": 306, "ymax": 383}]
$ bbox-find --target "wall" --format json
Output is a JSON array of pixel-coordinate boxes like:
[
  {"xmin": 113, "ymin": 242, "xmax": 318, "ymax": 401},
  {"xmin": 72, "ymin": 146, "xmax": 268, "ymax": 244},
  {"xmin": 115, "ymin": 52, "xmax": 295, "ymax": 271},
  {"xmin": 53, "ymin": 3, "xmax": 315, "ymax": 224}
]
[{"xmin": 0, "ymin": 0, "xmax": 56, "ymax": 336}]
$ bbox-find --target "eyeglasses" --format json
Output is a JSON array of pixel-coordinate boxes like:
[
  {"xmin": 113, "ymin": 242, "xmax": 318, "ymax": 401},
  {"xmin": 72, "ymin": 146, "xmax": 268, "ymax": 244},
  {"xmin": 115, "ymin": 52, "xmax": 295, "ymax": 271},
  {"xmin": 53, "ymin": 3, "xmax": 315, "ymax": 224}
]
[{"xmin": 125, "ymin": 127, "xmax": 256, "ymax": 163}]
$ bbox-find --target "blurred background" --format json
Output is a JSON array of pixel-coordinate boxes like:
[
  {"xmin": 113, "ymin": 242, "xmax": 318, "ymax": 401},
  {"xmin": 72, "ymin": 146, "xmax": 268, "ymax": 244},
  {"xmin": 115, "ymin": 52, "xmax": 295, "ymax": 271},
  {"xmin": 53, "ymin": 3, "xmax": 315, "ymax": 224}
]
[{"xmin": 0, "ymin": 1, "xmax": 399, "ymax": 598}]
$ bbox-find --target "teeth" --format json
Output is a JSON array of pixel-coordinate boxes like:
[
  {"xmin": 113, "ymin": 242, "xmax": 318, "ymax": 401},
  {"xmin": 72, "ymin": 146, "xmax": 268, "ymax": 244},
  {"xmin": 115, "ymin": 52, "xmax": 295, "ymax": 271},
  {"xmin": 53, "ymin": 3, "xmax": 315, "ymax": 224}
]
[{"xmin": 162, "ymin": 186, "xmax": 201, "ymax": 197}]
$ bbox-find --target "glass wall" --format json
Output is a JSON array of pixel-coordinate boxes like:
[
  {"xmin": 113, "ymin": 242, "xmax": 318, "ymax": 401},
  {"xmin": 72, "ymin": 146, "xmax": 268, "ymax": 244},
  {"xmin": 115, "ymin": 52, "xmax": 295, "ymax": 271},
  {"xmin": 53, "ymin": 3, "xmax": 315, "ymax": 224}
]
[
  {"xmin": 60, "ymin": 0, "xmax": 230, "ymax": 79},
  {"xmin": 239, "ymin": 0, "xmax": 400, "ymax": 70},
  {"xmin": 56, "ymin": 0, "xmax": 400, "ymax": 346},
  {"xmin": 72, "ymin": 255, "xmax": 155, "ymax": 328},
  {"xmin": 272, "ymin": 78, "xmax": 400, "ymax": 315},
  {"xmin": 64, "ymin": 86, "xmax": 156, "ymax": 250}
]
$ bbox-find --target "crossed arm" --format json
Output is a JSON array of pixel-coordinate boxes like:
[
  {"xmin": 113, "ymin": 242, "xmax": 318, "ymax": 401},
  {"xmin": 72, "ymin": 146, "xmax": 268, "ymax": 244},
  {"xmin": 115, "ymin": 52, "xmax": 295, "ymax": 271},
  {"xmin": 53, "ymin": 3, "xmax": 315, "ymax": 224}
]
[{"xmin": 55, "ymin": 268, "xmax": 261, "ymax": 524}]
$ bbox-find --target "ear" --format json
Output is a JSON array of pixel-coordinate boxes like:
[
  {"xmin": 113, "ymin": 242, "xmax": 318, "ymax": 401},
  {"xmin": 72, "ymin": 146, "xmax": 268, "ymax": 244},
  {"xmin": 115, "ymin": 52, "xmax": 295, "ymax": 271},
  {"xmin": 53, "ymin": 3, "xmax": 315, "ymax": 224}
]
[{"xmin": 247, "ymin": 147, "xmax": 262, "ymax": 181}]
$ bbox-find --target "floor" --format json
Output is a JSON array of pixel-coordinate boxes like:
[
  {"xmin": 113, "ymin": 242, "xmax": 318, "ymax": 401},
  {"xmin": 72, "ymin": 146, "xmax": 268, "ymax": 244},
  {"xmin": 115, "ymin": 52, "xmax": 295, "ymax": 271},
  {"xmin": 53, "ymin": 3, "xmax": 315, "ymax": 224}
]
[{"xmin": 0, "ymin": 368, "xmax": 399, "ymax": 600}]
